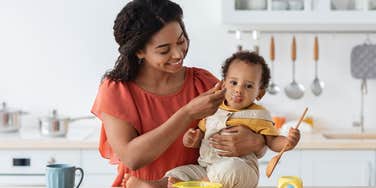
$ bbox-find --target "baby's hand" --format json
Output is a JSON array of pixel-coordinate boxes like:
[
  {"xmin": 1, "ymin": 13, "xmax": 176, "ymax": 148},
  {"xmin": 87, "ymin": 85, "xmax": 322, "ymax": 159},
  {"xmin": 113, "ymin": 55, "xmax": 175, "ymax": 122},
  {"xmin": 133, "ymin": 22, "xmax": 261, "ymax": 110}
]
[
  {"xmin": 183, "ymin": 128, "xmax": 203, "ymax": 148},
  {"xmin": 286, "ymin": 128, "xmax": 301, "ymax": 150}
]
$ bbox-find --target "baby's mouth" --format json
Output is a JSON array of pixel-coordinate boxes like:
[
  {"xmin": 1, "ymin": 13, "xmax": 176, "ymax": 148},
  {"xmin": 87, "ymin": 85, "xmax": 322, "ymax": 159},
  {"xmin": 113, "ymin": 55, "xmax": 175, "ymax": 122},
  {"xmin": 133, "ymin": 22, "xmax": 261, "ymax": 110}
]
[{"xmin": 231, "ymin": 95, "xmax": 243, "ymax": 103}]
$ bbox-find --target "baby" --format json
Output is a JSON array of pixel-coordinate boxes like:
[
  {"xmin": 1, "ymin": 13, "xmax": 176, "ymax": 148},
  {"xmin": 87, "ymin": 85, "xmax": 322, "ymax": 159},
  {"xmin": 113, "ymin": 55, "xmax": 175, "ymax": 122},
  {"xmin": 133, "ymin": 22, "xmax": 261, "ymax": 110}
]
[{"xmin": 165, "ymin": 51, "xmax": 301, "ymax": 188}]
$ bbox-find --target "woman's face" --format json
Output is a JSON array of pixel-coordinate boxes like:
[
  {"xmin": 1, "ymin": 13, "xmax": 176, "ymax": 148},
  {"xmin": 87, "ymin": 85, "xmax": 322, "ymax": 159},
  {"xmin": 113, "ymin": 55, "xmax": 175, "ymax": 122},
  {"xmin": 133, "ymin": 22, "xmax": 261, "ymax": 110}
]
[
  {"xmin": 137, "ymin": 21, "xmax": 188, "ymax": 74},
  {"xmin": 223, "ymin": 60, "xmax": 264, "ymax": 110}
]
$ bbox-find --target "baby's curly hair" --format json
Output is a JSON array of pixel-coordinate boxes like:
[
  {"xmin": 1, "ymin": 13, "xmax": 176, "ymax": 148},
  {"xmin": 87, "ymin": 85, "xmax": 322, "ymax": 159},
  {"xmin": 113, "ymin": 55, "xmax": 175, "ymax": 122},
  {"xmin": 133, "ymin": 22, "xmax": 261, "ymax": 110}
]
[{"xmin": 221, "ymin": 51, "xmax": 270, "ymax": 89}]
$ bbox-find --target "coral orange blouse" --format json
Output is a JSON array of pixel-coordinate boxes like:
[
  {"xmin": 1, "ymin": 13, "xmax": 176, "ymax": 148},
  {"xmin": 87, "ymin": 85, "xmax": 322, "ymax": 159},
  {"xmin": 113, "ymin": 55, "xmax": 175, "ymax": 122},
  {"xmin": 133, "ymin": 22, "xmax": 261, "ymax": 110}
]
[{"xmin": 91, "ymin": 67, "xmax": 218, "ymax": 186}]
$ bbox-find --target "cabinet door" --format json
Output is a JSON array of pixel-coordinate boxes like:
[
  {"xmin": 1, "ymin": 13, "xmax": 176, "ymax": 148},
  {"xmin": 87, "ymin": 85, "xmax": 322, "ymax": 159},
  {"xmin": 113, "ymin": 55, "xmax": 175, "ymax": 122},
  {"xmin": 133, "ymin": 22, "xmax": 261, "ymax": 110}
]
[
  {"xmin": 80, "ymin": 149, "xmax": 117, "ymax": 174},
  {"xmin": 222, "ymin": 0, "xmax": 376, "ymax": 31},
  {"xmin": 258, "ymin": 149, "xmax": 301, "ymax": 186},
  {"xmin": 0, "ymin": 149, "xmax": 80, "ymax": 174},
  {"xmin": 301, "ymin": 150, "xmax": 375, "ymax": 186},
  {"xmin": 80, "ymin": 149, "xmax": 117, "ymax": 187}
]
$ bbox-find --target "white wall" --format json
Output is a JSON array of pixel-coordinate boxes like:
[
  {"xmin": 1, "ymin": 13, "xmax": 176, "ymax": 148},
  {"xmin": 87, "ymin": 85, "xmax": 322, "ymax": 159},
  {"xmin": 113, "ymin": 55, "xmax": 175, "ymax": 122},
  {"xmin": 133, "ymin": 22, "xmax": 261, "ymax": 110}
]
[{"xmin": 0, "ymin": 0, "xmax": 375, "ymax": 130}]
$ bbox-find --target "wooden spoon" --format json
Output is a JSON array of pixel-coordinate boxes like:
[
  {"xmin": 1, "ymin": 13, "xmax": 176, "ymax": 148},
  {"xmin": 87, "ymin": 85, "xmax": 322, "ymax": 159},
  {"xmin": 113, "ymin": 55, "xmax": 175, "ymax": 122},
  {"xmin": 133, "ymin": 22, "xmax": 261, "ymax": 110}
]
[{"xmin": 265, "ymin": 107, "xmax": 308, "ymax": 178}]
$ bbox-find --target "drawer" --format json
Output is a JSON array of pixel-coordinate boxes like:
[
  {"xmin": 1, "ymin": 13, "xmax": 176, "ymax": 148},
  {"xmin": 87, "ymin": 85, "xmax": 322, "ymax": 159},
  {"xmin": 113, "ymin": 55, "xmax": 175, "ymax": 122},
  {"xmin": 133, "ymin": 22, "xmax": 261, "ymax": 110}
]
[
  {"xmin": 80, "ymin": 149, "xmax": 117, "ymax": 174},
  {"xmin": 0, "ymin": 175, "xmax": 45, "ymax": 186},
  {"xmin": 0, "ymin": 149, "xmax": 80, "ymax": 174}
]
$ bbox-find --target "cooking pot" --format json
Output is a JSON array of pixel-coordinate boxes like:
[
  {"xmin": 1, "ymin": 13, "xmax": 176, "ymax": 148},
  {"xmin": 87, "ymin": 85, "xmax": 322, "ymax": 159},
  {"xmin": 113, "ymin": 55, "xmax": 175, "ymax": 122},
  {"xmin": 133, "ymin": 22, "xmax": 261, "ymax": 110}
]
[
  {"xmin": 0, "ymin": 102, "xmax": 28, "ymax": 133},
  {"xmin": 38, "ymin": 109, "xmax": 94, "ymax": 137}
]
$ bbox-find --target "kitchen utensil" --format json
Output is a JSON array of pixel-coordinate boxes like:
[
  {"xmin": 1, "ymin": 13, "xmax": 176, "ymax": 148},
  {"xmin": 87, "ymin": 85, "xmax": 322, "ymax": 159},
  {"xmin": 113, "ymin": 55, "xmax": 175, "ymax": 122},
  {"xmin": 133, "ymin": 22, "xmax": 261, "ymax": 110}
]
[
  {"xmin": 235, "ymin": 30, "xmax": 243, "ymax": 52},
  {"xmin": 0, "ymin": 102, "xmax": 28, "ymax": 133},
  {"xmin": 350, "ymin": 40, "xmax": 376, "ymax": 132},
  {"xmin": 267, "ymin": 36, "xmax": 280, "ymax": 95},
  {"xmin": 284, "ymin": 36, "xmax": 305, "ymax": 99},
  {"xmin": 266, "ymin": 107, "xmax": 308, "ymax": 178},
  {"xmin": 46, "ymin": 164, "xmax": 84, "ymax": 188},
  {"xmin": 39, "ymin": 110, "xmax": 95, "ymax": 137},
  {"xmin": 173, "ymin": 181, "xmax": 222, "ymax": 188},
  {"xmin": 310, "ymin": 36, "xmax": 325, "ymax": 96}
]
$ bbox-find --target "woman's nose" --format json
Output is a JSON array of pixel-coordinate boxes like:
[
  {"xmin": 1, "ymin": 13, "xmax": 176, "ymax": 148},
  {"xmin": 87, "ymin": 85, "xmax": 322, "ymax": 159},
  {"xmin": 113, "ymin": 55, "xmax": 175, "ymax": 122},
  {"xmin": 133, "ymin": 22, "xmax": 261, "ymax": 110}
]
[{"xmin": 171, "ymin": 46, "xmax": 184, "ymax": 59}]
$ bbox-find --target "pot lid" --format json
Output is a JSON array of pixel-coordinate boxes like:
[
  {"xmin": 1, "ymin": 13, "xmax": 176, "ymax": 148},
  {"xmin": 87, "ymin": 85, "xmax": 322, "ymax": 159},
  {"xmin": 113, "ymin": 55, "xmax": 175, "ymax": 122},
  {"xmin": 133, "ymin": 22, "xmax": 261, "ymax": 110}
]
[
  {"xmin": 0, "ymin": 102, "xmax": 21, "ymax": 113},
  {"xmin": 41, "ymin": 109, "xmax": 69, "ymax": 121}
]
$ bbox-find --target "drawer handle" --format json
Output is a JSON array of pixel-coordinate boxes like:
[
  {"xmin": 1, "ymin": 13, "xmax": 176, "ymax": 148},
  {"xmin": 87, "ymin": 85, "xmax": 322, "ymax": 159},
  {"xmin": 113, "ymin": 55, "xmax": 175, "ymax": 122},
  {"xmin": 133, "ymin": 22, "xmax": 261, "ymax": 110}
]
[{"xmin": 12, "ymin": 158, "xmax": 30, "ymax": 167}]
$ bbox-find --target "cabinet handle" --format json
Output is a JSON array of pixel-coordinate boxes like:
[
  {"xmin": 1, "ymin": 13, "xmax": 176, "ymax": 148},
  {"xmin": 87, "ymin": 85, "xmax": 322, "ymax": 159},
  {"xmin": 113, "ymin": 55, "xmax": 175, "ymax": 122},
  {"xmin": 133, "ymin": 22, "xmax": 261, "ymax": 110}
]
[
  {"xmin": 47, "ymin": 157, "xmax": 56, "ymax": 164},
  {"xmin": 12, "ymin": 158, "xmax": 30, "ymax": 167}
]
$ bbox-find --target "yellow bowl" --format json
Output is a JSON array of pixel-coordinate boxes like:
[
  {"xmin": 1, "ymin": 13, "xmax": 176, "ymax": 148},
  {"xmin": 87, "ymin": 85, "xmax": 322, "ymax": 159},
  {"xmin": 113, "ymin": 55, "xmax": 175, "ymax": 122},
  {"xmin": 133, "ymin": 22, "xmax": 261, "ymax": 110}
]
[{"xmin": 172, "ymin": 181, "xmax": 222, "ymax": 188}]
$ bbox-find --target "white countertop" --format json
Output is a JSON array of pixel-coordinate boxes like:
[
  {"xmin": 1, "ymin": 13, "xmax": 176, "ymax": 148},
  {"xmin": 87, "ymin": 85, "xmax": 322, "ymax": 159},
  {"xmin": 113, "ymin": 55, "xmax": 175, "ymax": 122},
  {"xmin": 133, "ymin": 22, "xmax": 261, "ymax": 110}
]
[
  {"xmin": 2, "ymin": 126, "xmax": 376, "ymax": 150},
  {"xmin": 0, "ymin": 125, "xmax": 99, "ymax": 149}
]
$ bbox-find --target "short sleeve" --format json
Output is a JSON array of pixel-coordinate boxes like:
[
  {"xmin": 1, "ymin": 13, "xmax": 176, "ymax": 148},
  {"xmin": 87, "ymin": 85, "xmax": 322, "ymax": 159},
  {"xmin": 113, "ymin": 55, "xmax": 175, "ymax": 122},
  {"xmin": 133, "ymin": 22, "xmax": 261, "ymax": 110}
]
[
  {"xmin": 91, "ymin": 79, "xmax": 138, "ymax": 130},
  {"xmin": 192, "ymin": 67, "xmax": 219, "ymax": 93},
  {"xmin": 91, "ymin": 79, "xmax": 140, "ymax": 163}
]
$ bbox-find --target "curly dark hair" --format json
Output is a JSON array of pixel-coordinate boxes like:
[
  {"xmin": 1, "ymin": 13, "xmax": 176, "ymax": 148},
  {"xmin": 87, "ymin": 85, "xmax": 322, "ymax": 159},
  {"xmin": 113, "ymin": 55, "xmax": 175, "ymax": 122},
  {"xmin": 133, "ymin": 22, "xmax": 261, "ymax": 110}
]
[
  {"xmin": 103, "ymin": 0, "xmax": 189, "ymax": 82},
  {"xmin": 221, "ymin": 51, "xmax": 270, "ymax": 89}
]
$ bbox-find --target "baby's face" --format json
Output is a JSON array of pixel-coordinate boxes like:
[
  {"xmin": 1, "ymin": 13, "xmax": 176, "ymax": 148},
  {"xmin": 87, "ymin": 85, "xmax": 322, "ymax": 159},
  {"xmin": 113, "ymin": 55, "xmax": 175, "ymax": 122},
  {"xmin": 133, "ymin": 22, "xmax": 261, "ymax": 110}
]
[{"xmin": 223, "ymin": 60, "xmax": 263, "ymax": 110}]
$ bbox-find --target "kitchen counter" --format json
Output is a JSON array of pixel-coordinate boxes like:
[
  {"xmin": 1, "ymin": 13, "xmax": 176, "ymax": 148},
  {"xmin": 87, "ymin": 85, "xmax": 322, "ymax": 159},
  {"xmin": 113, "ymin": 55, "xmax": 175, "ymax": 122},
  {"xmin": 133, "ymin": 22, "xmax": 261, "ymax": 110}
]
[
  {"xmin": 2, "ymin": 127, "xmax": 376, "ymax": 150},
  {"xmin": 0, "ymin": 125, "xmax": 99, "ymax": 149},
  {"xmin": 0, "ymin": 186, "xmax": 373, "ymax": 188}
]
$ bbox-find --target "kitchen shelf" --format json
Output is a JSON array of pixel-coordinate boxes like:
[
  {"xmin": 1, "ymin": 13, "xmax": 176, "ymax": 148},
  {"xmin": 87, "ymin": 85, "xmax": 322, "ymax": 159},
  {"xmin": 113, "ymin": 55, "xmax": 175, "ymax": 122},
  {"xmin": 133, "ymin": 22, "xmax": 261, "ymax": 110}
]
[{"xmin": 222, "ymin": 0, "xmax": 376, "ymax": 31}]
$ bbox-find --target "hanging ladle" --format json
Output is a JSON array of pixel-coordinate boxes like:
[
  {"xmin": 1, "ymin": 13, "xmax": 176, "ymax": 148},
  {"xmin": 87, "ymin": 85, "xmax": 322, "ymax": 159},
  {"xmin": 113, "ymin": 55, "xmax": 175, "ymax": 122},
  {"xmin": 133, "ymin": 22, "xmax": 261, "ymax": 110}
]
[
  {"xmin": 267, "ymin": 36, "xmax": 280, "ymax": 95},
  {"xmin": 284, "ymin": 36, "xmax": 305, "ymax": 99},
  {"xmin": 310, "ymin": 36, "xmax": 325, "ymax": 96}
]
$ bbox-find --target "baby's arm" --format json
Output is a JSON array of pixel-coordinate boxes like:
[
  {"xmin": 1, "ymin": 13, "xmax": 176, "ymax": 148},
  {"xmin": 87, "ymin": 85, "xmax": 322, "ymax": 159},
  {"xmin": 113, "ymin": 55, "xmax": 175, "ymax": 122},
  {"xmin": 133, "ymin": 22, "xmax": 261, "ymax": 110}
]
[
  {"xmin": 183, "ymin": 128, "xmax": 204, "ymax": 148},
  {"xmin": 265, "ymin": 128, "xmax": 300, "ymax": 152}
]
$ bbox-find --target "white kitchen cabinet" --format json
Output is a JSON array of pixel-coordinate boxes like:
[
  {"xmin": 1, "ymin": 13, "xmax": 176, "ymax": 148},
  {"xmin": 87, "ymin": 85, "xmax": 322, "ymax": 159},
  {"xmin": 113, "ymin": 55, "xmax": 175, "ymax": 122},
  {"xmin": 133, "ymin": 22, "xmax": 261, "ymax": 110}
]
[
  {"xmin": 0, "ymin": 149, "xmax": 117, "ymax": 187},
  {"xmin": 222, "ymin": 0, "xmax": 376, "ymax": 31},
  {"xmin": 80, "ymin": 149, "xmax": 117, "ymax": 188},
  {"xmin": 258, "ymin": 149, "xmax": 301, "ymax": 186},
  {"xmin": 301, "ymin": 150, "xmax": 376, "ymax": 186}
]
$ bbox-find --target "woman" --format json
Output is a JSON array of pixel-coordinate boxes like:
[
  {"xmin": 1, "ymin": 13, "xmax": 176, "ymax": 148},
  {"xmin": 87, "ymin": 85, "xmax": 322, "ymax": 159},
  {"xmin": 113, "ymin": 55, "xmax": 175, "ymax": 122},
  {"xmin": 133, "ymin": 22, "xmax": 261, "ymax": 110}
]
[{"xmin": 91, "ymin": 0, "xmax": 266, "ymax": 187}]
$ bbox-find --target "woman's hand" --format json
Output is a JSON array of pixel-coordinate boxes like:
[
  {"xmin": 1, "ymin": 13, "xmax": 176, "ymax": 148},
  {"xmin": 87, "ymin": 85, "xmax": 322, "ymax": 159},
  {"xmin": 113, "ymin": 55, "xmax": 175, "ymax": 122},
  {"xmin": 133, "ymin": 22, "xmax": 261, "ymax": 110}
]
[
  {"xmin": 183, "ymin": 128, "xmax": 203, "ymax": 148},
  {"xmin": 209, "ymin": 125, "xmax": 266, "ymax": 157},
  {"xmin": 183, "ymin": 82, "xmax": 225, "ymax": 121}
]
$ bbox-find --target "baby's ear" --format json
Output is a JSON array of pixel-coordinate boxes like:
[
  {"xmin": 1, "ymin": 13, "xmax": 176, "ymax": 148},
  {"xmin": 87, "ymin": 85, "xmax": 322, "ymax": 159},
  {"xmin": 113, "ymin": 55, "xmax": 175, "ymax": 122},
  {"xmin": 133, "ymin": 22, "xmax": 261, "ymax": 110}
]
[{"xmin": 256, "ymin": 88, "xmax": 266, "ymax": 101}]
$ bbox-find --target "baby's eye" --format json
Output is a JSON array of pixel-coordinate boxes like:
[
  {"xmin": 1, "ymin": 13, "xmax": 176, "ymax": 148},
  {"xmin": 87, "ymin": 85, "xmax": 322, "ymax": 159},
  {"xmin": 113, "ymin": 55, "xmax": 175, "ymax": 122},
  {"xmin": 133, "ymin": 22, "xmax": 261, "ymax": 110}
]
[
  {"xmin": 229, "ymin": 80, "xmax": 237, "ymax": 86},
  {"xmin": 245, "ymin": 84, "xmax": 253, "ymax": 89}
]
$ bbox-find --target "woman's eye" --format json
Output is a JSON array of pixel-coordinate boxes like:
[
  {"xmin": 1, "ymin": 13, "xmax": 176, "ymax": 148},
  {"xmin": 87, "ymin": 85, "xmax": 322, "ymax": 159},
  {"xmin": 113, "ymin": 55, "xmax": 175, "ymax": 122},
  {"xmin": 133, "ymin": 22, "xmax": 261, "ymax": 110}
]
[{"xmin": 159, "ymin": 48, "xmax": 170, "ymax": 55}]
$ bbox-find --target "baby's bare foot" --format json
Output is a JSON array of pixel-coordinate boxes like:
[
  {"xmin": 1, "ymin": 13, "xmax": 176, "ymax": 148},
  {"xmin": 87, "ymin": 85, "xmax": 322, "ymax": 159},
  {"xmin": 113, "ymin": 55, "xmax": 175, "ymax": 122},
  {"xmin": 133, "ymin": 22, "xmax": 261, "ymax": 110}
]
[
  {"xmin": 123, "ymin": 174, "xmax": 167, "ymax": 188},
  {"xmin": 168, "ymin": 177, "xmax": 182, "ymax": 188}
]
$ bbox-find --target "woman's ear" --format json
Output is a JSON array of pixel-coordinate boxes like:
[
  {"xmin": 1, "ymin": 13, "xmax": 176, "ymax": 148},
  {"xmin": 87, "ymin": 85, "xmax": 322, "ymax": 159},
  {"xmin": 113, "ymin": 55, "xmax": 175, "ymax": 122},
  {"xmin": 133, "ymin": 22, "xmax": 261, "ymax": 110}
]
[
  {"xmin": 136, "ymin": 49, "xmax": 145, "ymax": 60},
  {"xmin": 256, "ymin": 88, "xmax": 266, "ymax": 101}
]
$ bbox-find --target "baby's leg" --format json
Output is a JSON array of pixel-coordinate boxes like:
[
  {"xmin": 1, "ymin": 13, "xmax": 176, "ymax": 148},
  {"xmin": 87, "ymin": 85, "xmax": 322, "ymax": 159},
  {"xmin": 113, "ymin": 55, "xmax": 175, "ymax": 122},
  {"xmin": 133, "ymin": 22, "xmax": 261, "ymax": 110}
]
[
  {"xmin": 165, "ymin": 164, "xmax": 207, "ymax": 182},
  {"xmin": 122, "ymin": 173, "xmax": 168, "ymax": 188},
  {"xmin": 207, "ymin": 158, "xmax": 259, "ymax": 188}
]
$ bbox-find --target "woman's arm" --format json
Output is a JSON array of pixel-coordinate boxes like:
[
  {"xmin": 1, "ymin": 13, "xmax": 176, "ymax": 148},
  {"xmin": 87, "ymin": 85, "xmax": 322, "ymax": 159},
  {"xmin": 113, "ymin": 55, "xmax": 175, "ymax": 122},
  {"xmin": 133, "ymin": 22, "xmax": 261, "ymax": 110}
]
[
  {"xmin": 209, "ymin": 125, "xmax": 267, "ymax": 158},
  {"xmin": 103, "ymin": 84, "xmax": 225, "ymax": 170}
]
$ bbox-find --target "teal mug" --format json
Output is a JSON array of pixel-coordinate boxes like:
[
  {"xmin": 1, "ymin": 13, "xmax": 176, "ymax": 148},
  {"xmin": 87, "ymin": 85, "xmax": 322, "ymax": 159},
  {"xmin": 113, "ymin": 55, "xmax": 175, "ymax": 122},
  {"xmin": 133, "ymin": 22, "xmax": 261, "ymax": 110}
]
[{"xmin": 46, "ymin": 164, "xmax": 84, "ymax": 188}]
